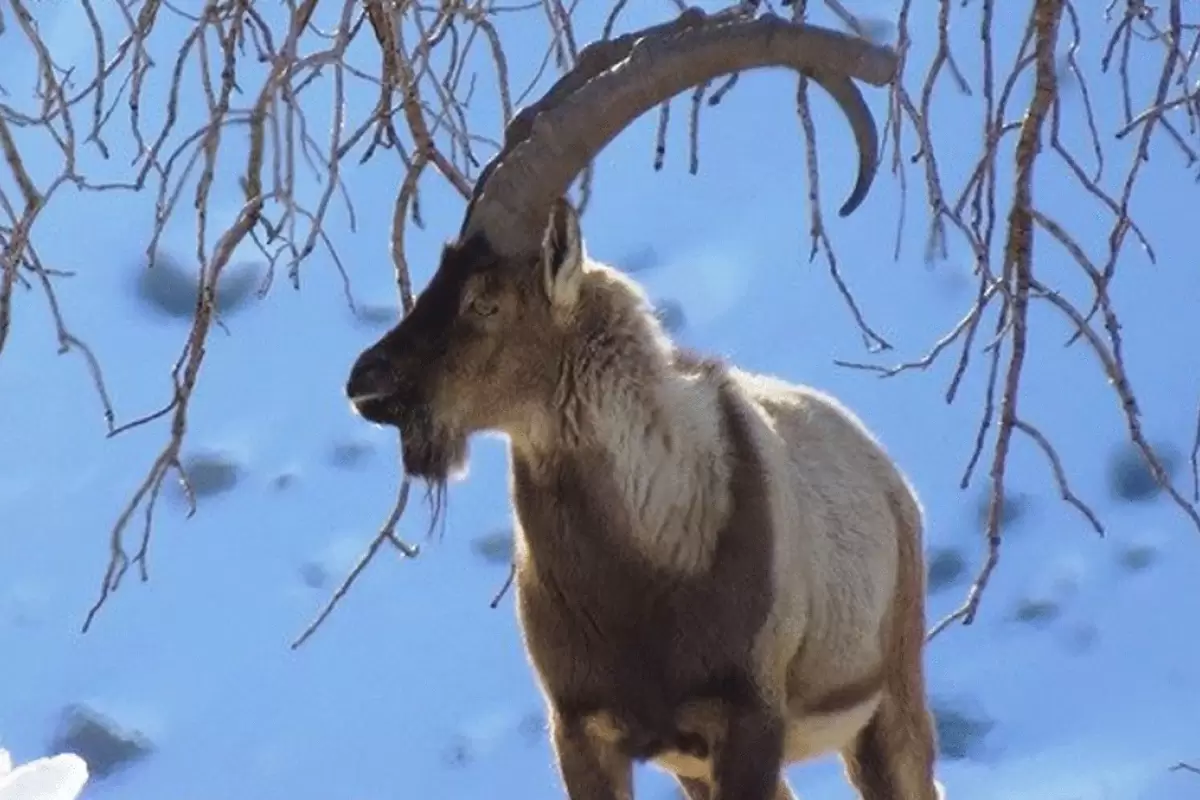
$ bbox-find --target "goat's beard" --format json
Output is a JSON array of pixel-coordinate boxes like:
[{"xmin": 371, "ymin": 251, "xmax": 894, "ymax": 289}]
[
  {"xmin": 399, "ymin": 408, "xmax": 470, "ymax": 484},
  {"xmin": 380, "ymin": 407, "xmax": 466, "ymax": 543}
]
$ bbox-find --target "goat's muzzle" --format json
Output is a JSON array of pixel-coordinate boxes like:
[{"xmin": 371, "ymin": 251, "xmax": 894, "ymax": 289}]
[
  {"xmin": 345, "ymin": 343, "xmax": 468, "ymax": 482},
  {"xmin": 346, "ymin": 346, "xmax": 405, "ymax": 426}
]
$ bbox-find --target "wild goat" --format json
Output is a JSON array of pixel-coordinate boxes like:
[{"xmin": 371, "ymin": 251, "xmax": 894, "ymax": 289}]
[{"xmin": 346, "ymin": 8, "xmax": 942, "ymax": 800}]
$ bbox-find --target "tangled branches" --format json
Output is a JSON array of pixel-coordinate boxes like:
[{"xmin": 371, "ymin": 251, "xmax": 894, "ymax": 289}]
[
  {"xmin": 0, "ymin": 0, "xmax": 1197, "ymax": 639},
  {"xmin": 844, "ymin": 0, "xmax": 1200, "ymax": 637},
  {"xmin": 0, "ymin": 0, "xmax": 503, "ymax": 632}
]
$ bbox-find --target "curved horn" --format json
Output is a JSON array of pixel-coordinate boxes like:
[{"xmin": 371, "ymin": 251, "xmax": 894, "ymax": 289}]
[{"xmin": 461, "ymin": 8, "xmax": 898, "ymax": 257}]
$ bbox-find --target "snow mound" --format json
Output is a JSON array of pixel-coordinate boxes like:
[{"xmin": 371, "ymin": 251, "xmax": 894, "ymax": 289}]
[{"xmin": 0, "ymin": 748, "xmax": 89, "ymax": 800}]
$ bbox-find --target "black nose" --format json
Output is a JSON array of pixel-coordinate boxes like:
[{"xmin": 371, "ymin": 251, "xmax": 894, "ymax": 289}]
[{"xmin": 346, "ymin": 348, "xmax": 396, "ymax": 401}]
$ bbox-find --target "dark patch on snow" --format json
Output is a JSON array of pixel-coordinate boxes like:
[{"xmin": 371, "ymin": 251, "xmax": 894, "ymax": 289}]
[
  {"xmin": 654, "ymin": 299, "xmax": 686, "ymax": 334},
  {"xmin": 1117, "ymin": 541, "xmax": 1160, "ymax": 573},
  {"xmin": 926, "ymin": 547, "xmax": 967, "ymax": 595},
  {"xmin": 299, "ymin": 561, "xmax": 329, "ymax": 589},
  {"xmin": 1060, "ymin": 622, "xmax": 1099, "ymax": 656},
  {"xmin": 270, "ymin": 471, "xmax": 298, "ymax": 491},
  {"xmin": 178, "ymin": 450, "xmax": 242, "ymax": 500},
  {"xmin": 931, "ymin": 698, "xmax": 994, "ymax": 761},
  {"xmin": 441, "ymin": 736, "xmax": 473, "ymax": 769},
  {"xmin": 327, "ymin": 439, "xmax": 376, "ymax": 470},
  {"xmin": 48, "ymin": 704, "xmax": 153, "ymax": 780},
  {"xmin": 1108, "ymin": 440, "xmax": 1180, "ymax": 503},
  {"xmin": 973, "ymin": 489, "xmax": 1030, "ymax": 534},
  {"xmin": 132, "ymin": 250, "xmax": 261, "ymax": 321},
  {"xmin": 1011, "ymin": 596, "xmax": 1062, "ymax": 627},
  {"xmin": 470, "ymin": 529, "xmax": 514, "ymax": 567},
  {"xmin": 617, "ymin": 245, "xmax": 661, "ymax": 275},
  {"xmin": 353, "ymin": 303, "xmax": 398, "ymax": 330}
]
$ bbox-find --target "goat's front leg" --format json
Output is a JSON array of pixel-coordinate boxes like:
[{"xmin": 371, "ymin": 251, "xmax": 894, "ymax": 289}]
[
  {"xmin": 709, "ymin": 700, "xmax": 785, "ymax": 800},
  {"xmin": 677, "ymin": 775, "xmax": 799, "ymax": 800},
  {"xmin": 550, "ymin": 712, "xmax": 634, "ymax": 800}
]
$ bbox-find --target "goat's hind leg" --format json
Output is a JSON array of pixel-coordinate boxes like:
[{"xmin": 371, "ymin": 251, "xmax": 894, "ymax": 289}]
[
  {"xmin": 838, "ymin": 683, "xmax": 940, "ymax": 800},
  {"xmin": 842, "ymin": 486, "xmax": 944, "ymax": 800}
]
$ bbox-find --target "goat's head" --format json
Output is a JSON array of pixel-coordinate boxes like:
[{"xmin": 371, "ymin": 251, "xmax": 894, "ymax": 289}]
[
  {"xmin": 345, "ymin": 8, "xmax": 898, "ymax": 484},
  {"xmin": 346, "ymin": 198, "xmax": 591, "ymax": 482}
]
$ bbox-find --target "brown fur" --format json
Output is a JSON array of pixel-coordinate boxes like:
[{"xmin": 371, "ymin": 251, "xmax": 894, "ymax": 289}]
[
  {"xmin": 512, "ymin": 361, "xmax": 780, "ymax": 792},
  {"xmin": 345, "ymin": 200, "xmax": 942, "ymax": 799}
]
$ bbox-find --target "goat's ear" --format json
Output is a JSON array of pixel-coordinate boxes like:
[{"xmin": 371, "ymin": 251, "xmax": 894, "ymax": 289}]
[{"xmin": 541, "ymin": 197, "xmax": 585, "ymax": 309}]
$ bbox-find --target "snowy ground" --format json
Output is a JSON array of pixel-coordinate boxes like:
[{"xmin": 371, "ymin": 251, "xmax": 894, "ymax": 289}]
[
  {"xmin": 0, "ymin": 748, "xmax": 89, "ymax": 800},
  {"xmin": 1, "ymin": 1, "xmax": 1198, "ymax": 799}
]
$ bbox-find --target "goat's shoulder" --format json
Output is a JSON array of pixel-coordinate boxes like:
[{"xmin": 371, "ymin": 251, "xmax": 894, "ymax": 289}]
[
  {"xmin": 725, "ymin": 363, "xmax": 915, "ymax": 596},
  {"xmin": 727, "ymin": 367, "xmax": 907, "ymax": 492},
  {"xmin": 730, "ymin": 369, "xmax": 874, "ymax": 439}
]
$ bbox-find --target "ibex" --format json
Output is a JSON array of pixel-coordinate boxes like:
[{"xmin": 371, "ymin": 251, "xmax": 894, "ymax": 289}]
[{"xmin": 346, "ymin": 8, "xmax": 942, "ymax": 800}]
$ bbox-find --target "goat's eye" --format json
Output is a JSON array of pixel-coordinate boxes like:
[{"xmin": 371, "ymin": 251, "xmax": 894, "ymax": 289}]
[{"xmin": 469, "ymin": 297, "xmax": 499, "ymax": 317}]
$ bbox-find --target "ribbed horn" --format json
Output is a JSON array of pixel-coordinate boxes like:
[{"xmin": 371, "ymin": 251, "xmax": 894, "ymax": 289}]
[{"xmin": 459, "ymin": 8, "xmax": 898, "ymax": 258}]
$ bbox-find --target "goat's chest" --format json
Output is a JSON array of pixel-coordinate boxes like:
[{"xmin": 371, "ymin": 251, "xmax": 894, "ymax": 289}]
[
  {"xmin": 512, "ymin": 542, "xmax": 762, "ymax": 759},
  {"xmin": 507, "ymin": 438, "xmax": 775, "ymax": 758}
]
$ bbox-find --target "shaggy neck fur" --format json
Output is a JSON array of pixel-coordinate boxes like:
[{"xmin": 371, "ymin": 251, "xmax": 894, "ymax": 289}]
[{"xmin": 510, "ymin": 266, "xmax": 732, "ymax": 574}]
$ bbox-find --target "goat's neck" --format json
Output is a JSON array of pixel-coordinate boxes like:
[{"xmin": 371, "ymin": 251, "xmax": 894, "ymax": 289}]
[{"xmin": 516, "ymin": 351, "xmax": 732, "ymax": 575}]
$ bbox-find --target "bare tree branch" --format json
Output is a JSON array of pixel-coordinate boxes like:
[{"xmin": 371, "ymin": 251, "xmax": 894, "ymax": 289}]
[{"xmin": 0, "ymin": 0, "xmax": 1195, "ymax": 637}]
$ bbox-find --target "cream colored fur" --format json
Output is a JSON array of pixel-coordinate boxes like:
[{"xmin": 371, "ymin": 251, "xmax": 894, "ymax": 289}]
[{"xmin": 524, "ymin": 264, "xmax": 733, "ymax": 575}]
